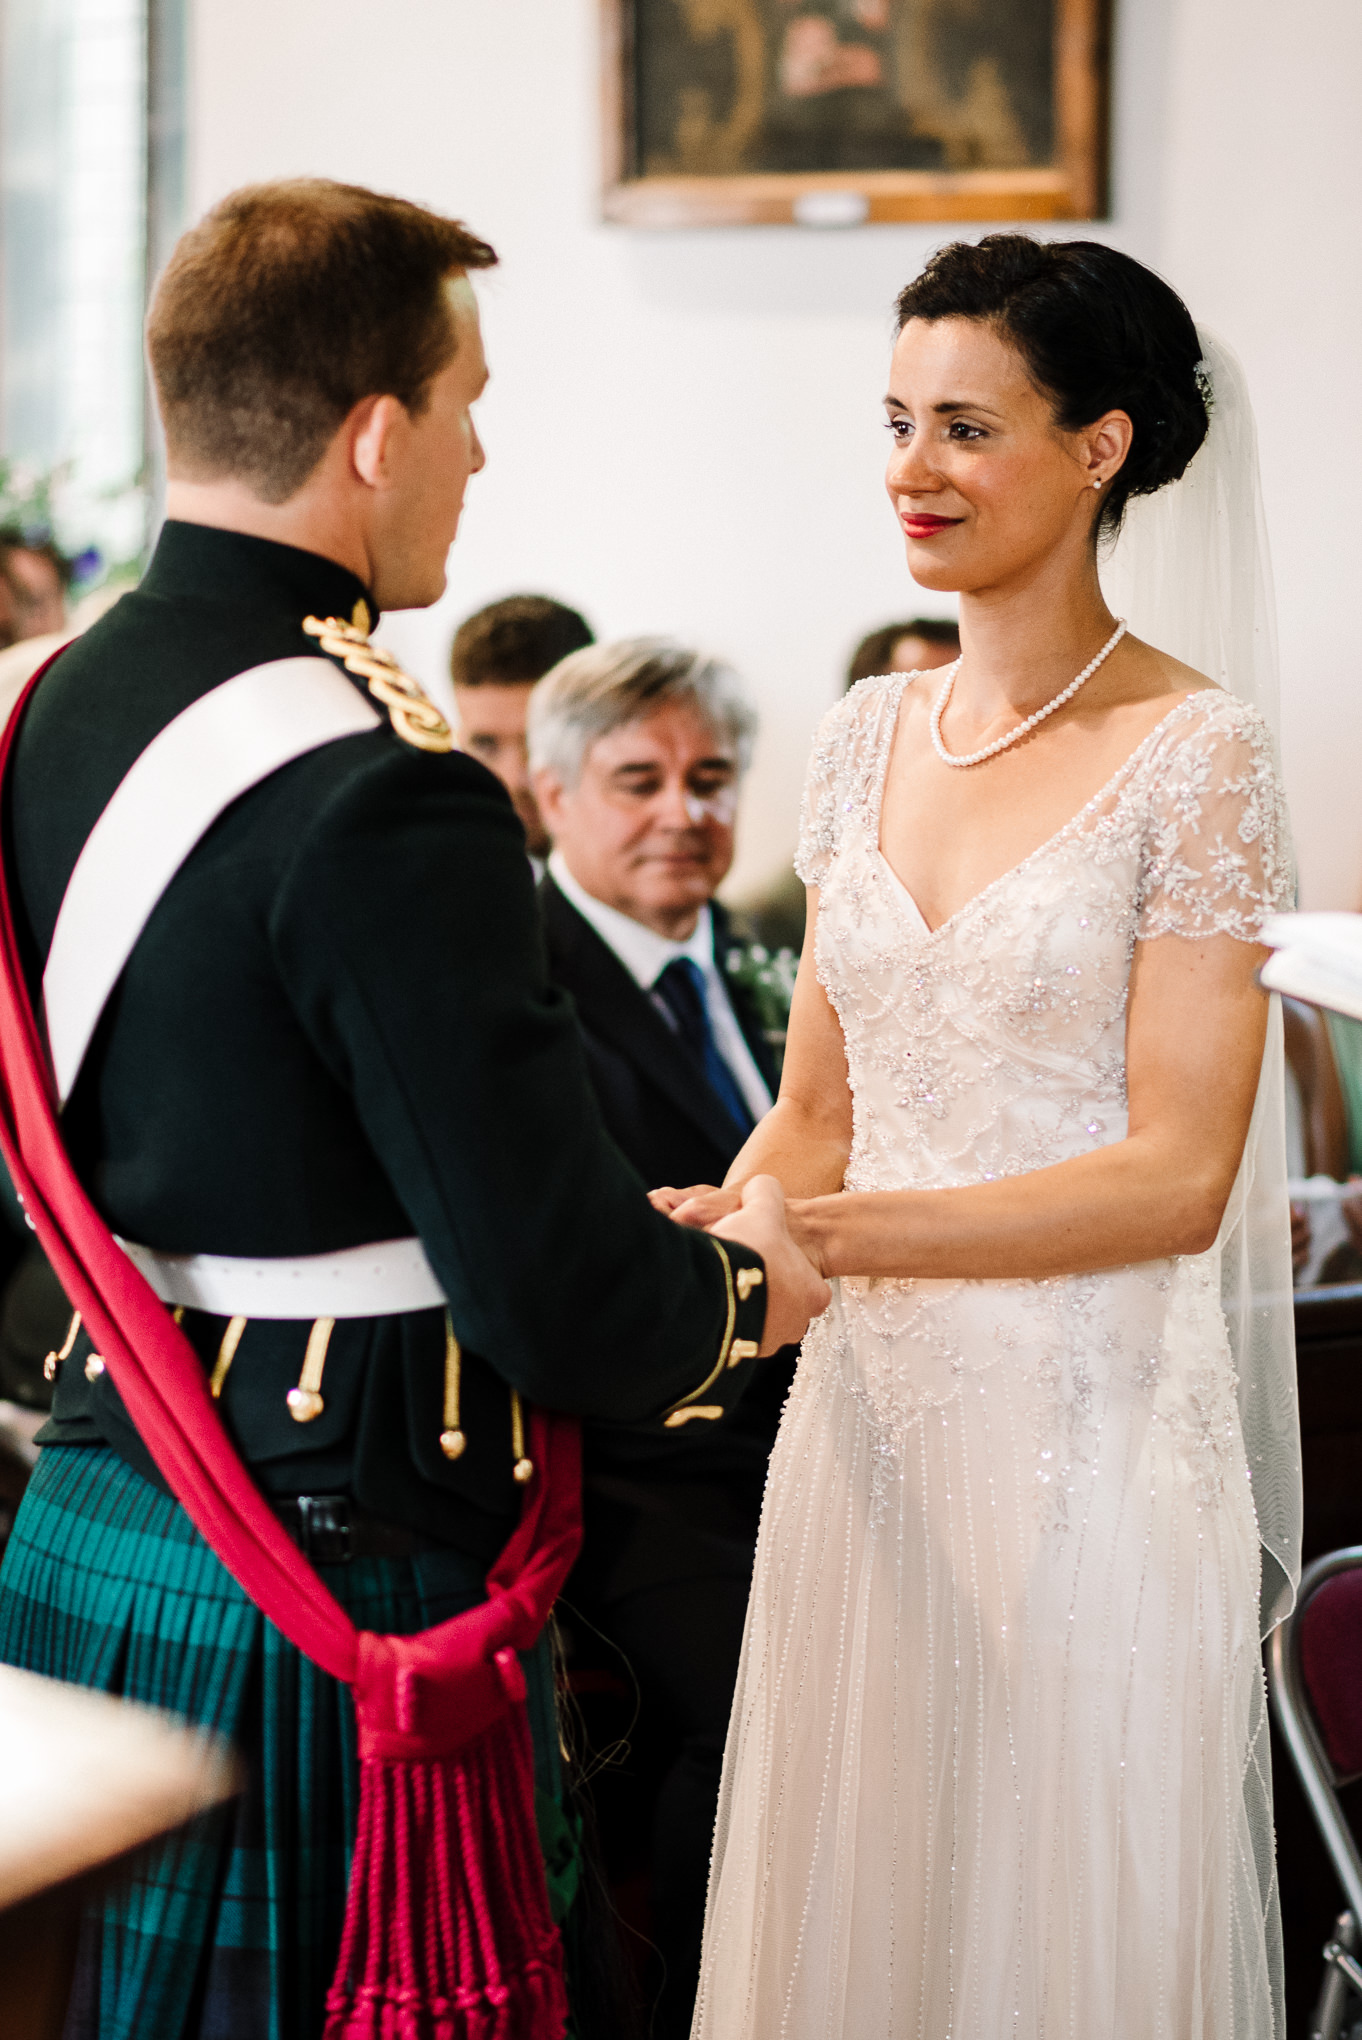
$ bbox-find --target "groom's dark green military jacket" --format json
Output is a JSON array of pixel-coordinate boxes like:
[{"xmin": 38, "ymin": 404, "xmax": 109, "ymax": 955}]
[{"xmin": 10, "ymin": 521, "xmax": 766, "ymax": 1560}]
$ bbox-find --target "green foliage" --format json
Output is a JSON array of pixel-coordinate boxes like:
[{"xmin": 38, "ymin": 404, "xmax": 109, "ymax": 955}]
[
  {"xmin": 724, "ymin": 941, "xmax": 799, "ymax": 1062},
  {"xmin": 0, "ymin": 458, "xmax": 146, "ymax": 591}
]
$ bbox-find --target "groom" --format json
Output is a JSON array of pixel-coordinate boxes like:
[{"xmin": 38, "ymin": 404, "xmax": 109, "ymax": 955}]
[{"xmin": 0, "ymin": 177, "xmax": 825, "ymax": 2035}]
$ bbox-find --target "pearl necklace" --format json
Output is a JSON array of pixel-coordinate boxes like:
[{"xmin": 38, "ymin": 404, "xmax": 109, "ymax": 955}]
[{"xmin": 929, "ymin": 619, "xmax": 1128, "ymax": 769}]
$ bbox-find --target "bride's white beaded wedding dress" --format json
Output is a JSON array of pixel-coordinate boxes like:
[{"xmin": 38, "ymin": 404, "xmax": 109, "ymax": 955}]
[{"xmin": 691, "ymin": 675, "xmax": 1293, "ymax": 2040}]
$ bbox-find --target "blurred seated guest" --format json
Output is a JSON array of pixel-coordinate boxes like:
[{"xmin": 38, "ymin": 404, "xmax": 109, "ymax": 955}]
[
  {"xmin": 0, "ymin": 527, "xmax": 70, "ymax": 647},
  {"xmin": 1283, "ymin": 996, "xmax": 1349, "ymax": 1281},
  {"xmin": 1326, "ymin": 1010, "xmax": 1362, "ymax": 1175},
  {"xmin": 0, "ymin": 527, "xmax": 80, "ymax": 709},
  {"xmin": 0, "ymin": 538, "xmax": 64, "ymax": 643},
  {"xmin": 0, "ymin": 524, "xmax": 118, "ymax": 709},
  {"xmin": 0, "ymin": 525, "xmax": 85, "ymax": 1392},
  {"xmin": 1324, "ymin": 1008, "xmax": 1362, "ymax": 1278},
  {"xmin": 743, "ymin": 616, "xmax": 963, "ymax": 956},
  {"xmin": 845, "ymin": 610, "xmax": 959, "ymax": 689},
  {"xmin": 450, "ymin": 592, "xmax": 593, "ymax": 865},
  {"xmin": 0, "ymin": 524, "xmax": 106, "ymax": 1397},
  {"xmin": 530, "ymin": 640, "xmax": 786, "ymax": 2038}
]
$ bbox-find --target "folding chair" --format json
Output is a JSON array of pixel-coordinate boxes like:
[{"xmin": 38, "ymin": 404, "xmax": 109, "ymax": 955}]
[{"xmin": 1268, "ymin": 1547, "xmax": 1362, "ymax": 2040}]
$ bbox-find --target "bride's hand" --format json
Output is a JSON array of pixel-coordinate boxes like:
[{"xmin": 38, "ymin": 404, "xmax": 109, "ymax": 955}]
[
  {"xmin": 709, "ymin": 1176, "xmax": 831, "ymax": 1352},
  {"xmin": 650, "ymin": 1183, "xmax": 744, "ymax": 1227},
  {"xmin": 779, "ymin": 1197, "xmax": 827, "ymax": 1276}
]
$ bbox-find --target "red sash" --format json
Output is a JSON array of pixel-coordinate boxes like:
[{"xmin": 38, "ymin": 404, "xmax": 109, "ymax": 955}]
[{"xmin": 0, "ymin": 666, "xmax": 581, "ymax": 2038}]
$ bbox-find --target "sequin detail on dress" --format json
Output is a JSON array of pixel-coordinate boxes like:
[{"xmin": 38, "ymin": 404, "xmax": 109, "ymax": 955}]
[{"xmin": 691, "ymin": 681, "xmax": 1292, "ymax": 2040}]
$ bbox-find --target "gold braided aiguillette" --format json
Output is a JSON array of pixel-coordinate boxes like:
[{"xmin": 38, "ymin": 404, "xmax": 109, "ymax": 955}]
[{"xmin": 303, "ymin": 614, "xmax": 453, "ymax": 754}]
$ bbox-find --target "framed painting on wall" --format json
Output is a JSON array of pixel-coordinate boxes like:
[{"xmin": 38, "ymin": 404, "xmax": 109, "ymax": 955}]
[{"xmin": 601, "ymin": 0, "xmax": 1109, "ymax": 227}]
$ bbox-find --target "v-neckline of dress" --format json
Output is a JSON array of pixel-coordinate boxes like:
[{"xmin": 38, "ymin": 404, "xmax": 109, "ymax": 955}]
[{"xmin": 869, "ymin": 677, "xmax": 1218, "ymax": 946}]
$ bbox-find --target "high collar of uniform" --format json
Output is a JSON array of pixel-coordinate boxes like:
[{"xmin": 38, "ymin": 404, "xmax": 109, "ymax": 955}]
[{"xmin": 141, "ymin": 521, "xmax": 378, "ymax": 628}]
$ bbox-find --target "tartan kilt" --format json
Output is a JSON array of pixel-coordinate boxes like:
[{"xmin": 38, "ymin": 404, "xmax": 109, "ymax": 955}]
[{"xmin": 0, "ymin": 1443, "xmax": 573, "ymax": 2040}]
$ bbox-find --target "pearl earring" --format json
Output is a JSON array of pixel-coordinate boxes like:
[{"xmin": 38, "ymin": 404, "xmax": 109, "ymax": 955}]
[{"xmin": 1092, "ymin": 477, "xmax": 1103, "ymax": 490}]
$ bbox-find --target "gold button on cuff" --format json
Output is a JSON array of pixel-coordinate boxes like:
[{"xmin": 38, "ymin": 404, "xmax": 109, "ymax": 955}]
[
  {"xmin": 440, "ymin": 1428, "xmax": 466, "ymax": 1461},
  {"xmin": 664, "ymin": 1406, "xmax": 725, "ymax": 1427},
  {"xmin": 84, "ymin": 1354, "xmax": 105, "ymax": 1380}
]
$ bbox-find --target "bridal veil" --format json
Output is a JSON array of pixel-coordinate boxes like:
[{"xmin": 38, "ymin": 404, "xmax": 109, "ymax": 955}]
[{"xmin": 1101, "ymin": 327, "xmax": 1301, "ymax": 1637}]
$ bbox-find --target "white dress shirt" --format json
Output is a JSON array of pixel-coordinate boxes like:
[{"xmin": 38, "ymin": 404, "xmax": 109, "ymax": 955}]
[{"xmin": 548, "ymin": 851, "xmax": 773, "ymax": 1124}]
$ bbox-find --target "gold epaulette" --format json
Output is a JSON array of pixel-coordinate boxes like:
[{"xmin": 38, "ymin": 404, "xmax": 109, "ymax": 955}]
[{"xmin": 303, "ymin": 602, "xmax": 453, "ymax": 754}]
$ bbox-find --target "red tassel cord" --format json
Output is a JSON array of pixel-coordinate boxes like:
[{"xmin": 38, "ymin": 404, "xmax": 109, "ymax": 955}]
[{"xmin": 324, "ymin": 1706, "xmax": 569, "ymax": 2040}]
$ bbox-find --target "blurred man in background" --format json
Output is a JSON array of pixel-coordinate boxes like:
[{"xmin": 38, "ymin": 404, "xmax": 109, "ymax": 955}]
[
  {"xmin": 450, "ymin": 593, "xmax": 592, "ymax": 863},
  {"xmin": 0, "ymin": 529, "xmax": 83, "ymax": 1422},
  {"xmin": 743, "ymin": 612, "xmax": 962, "ymax": 954},
  {"xmin": 0, "ymin": 529, "xmax": 69, "ymax": 648},
  {"xmin": 531, "ymin": 640, "xmax": 789, "ymax": 2039},
  {"xmin": 845, "ymin": 611, "xmax": 959, "ymax": 688}
]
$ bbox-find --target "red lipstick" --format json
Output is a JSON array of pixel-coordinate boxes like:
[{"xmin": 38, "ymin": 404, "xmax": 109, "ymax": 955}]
[{"xmin": 900, "ymin": 512, "xmax": 962, "ymax": 539}]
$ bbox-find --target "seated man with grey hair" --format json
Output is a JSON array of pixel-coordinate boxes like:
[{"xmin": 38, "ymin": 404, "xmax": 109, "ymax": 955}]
[{"xmin": 530, "ymin": 640, "xmax": 790, "ymax": 2039}]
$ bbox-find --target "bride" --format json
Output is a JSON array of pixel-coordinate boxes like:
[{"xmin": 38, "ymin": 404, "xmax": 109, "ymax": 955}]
[{"xmin": 662, "ymin": 236, "xmax": 1299, "ymax": 2038}]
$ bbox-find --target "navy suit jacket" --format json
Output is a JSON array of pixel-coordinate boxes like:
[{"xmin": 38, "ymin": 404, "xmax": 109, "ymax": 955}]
[
  {"xmin": 539, "ymin": 875, "xmax": 796, "ymax": 1569},
  {"xmin": 538, "ymin": 876, "xmax": 778, "ymax": 1197}
]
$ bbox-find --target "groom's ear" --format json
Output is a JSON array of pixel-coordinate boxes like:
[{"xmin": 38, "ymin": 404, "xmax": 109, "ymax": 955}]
[{"xmin": 350, "ymin": 395, "xmax": 407, "ymax": 491}]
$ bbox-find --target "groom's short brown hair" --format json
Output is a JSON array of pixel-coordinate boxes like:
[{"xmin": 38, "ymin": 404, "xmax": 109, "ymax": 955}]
[{"xmin": 146, "ymin": 178, "xmax": 496, "ymax": 505}]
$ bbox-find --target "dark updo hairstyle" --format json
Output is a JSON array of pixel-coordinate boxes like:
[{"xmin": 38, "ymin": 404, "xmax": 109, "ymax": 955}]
[{"xmin": 895, "ymin": 235, "xmax": 1209, "ymax": 539}]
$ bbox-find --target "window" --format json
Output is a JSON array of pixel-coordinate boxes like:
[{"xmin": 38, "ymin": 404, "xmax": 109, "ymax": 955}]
[{"xmin": 0, "ymin": 0, "xmax": 184, "ymax": 575}]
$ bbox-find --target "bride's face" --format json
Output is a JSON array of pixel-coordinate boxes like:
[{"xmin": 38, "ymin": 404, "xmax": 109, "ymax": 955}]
[{"xmin": 883, "ymin": 315, "xmax": 1128, "ymax": 594}]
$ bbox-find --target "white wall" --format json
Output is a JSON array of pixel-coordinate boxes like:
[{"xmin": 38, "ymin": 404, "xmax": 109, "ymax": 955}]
[{"xmin": 189, "ymin": 0, "xmax": 1362, "ymax": 906}]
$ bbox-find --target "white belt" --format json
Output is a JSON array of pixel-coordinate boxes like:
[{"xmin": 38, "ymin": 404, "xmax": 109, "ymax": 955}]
[{"xmin": 116, "ymin": 1235, "xmax": 447, "ymax": 1320}]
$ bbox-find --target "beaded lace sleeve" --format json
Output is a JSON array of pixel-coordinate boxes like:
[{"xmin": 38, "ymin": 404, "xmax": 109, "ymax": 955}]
[
  {"xmin": 795, "ymin": 674, "xmax": 900, "ymax": 889},
  {"xmin": 1135, "ymin": 691, "xmax": 1295, "ymax": 943}
]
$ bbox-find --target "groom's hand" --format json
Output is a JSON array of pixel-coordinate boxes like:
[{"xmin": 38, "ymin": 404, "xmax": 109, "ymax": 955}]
[{"xmin": 708, "ymin": 1176, "xmax": 830, "ymax": 1354}]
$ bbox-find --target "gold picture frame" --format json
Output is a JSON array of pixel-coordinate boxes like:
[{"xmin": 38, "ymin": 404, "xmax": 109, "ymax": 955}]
[{"xmin": 602, "ymin": 0, "xmax": 1110, "ymax": 228}]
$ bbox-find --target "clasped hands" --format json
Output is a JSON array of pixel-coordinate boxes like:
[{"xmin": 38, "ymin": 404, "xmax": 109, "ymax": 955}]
[{"xmin": 650, "ymin": 1178, "xmax": 829, "ymax": 1354}]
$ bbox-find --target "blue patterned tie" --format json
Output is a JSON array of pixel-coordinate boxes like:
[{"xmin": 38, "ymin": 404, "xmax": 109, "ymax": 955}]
[{"xmin": 653, "ymin": 956, "xmax": 755, "ymax": 1138}]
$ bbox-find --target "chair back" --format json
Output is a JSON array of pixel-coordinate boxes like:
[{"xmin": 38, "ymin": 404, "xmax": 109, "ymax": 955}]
[
  {"xmin": 1268, "ymin": 1547, "xmax": 1362, "ymax": 1925},
  {"xmin": 1300, "ymin": 1565, "xmax": 1362, "ymax": 1785}
]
